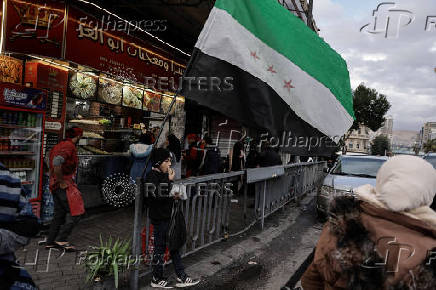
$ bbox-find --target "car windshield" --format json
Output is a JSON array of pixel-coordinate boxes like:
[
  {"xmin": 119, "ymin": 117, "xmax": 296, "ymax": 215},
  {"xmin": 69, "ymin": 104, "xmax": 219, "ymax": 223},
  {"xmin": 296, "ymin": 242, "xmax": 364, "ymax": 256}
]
[
  {"xmin": 424, "ymin": 156, "xmax": 436, "ymax": 169},
  {"xmin": 332, "ymin": 157, "xmax": 386, "ymax": 178}
]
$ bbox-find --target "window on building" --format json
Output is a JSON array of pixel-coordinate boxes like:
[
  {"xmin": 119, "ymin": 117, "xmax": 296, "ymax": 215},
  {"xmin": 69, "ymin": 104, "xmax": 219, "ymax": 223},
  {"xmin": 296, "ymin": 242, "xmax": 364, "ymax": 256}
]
[
  {"xmin": 349, "ymin": 143, "xmax": 353, "ymax": 149},
  {"xmin": 358, "ymin": 129, "xmax": 361, "ymax": 134},
  {"xmin": 357, "ymin": 143, "xmax": 360, "ymax": 149}
]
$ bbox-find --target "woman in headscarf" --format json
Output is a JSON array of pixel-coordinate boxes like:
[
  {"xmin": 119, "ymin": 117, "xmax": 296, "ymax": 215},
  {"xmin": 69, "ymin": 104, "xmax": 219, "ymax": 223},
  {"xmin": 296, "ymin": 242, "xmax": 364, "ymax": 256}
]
[
  {"xmin": 302, "ymin": 155, "xmax": 436, "ymax": 290},
  {"xmin": 166, "ymin": 134, "xmax": 182, "ymax": 180}
]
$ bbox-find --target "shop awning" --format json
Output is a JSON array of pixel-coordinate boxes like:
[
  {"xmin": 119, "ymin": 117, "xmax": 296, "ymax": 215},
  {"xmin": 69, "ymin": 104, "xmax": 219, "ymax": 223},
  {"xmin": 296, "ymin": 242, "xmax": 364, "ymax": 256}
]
[{"xmin": 181, "ymin": 0, "xmax": 355, "ymax": 156}]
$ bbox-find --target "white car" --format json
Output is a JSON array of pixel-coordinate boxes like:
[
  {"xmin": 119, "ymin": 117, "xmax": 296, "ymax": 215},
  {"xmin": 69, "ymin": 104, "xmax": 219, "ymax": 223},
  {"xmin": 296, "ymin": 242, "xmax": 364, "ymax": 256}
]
[{"xmin": 317, "ymin": 155, "xmax": 388, "ymax": 220}]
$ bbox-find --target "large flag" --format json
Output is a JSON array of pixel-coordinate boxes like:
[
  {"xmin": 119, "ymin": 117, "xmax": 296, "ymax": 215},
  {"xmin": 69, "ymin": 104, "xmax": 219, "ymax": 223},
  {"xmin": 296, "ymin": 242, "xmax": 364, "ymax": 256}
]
[{"xmin": 181, "ymin": 0, "xmax": 354, "ymax": 156}]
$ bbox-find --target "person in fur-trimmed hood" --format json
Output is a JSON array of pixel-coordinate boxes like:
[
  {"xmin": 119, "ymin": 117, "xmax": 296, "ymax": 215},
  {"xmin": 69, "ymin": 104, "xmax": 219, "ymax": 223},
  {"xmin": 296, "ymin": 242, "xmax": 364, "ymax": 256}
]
[{"xmin": 302, "ymin": 155, "xmax": 436, "ymax": 290}]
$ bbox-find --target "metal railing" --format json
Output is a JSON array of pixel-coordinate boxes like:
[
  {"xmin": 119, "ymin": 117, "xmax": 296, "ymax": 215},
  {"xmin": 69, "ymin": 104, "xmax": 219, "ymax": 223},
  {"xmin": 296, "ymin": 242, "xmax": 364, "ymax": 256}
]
[
  {"xmin": 130, "ymin": 162, "xmax": 326, "ymax": 289},
  {"xmin": 247, "ymin": 162, "xmax": 325, "ymax": 229}
]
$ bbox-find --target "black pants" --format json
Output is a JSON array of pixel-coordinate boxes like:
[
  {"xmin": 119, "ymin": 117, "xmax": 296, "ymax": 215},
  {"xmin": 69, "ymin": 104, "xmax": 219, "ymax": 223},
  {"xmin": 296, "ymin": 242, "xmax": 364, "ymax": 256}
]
[
  {"xmin": 47, "ymin": 188, "xmax": 81, "ymax": 244},
  {"xmin": 151, "ymin": 220, "xmax": 185, "ymax": 280}
]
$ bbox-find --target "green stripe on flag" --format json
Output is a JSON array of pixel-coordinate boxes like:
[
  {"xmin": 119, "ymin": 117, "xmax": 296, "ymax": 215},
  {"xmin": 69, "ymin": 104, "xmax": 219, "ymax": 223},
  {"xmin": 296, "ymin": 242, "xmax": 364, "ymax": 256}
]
[{"xmin": 214, "ymin": 0, "xmax": 354, "ymax": 119}]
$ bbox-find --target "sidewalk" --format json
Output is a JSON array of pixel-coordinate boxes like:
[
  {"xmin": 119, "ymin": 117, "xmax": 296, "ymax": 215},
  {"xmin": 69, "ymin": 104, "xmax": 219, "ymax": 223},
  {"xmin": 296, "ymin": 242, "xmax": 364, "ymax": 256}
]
[
  {"xmin": 15, "ymin": 193, "xmax": 317, "ymax": 290},
  {"xmin": 15, "ymin": 207, "xmax": 135, "ymax": 290}
]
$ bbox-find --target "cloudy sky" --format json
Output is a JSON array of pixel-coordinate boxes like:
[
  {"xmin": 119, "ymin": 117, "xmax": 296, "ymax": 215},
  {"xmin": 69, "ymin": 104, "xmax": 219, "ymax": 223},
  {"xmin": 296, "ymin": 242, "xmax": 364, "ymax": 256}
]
[{"xmin": 313, "ymin": 0, "xmax": 436, "ymax": 131}]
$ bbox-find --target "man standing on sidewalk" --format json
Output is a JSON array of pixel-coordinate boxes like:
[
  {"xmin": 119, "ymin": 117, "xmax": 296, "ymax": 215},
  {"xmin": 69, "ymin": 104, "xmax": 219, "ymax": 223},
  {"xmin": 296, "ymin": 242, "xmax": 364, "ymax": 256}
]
[{"xmin": 46, "ymin": 127, "xmax": 85, "ymax": 251}]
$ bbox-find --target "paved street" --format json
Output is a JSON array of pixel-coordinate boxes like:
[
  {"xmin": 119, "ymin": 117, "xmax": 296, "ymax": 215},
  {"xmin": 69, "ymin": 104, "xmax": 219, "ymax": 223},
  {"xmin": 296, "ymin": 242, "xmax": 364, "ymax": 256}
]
[
  {"xmin": 190, "ymin": 196, "xmax": 321, "ymax": 290},
  {"xmin": 139, "ymin": 193, "xmax": 322, "ymax": 289},
  {"xmin": 15, "ymin": 192, "xmax": 322, "ymax": 290}
]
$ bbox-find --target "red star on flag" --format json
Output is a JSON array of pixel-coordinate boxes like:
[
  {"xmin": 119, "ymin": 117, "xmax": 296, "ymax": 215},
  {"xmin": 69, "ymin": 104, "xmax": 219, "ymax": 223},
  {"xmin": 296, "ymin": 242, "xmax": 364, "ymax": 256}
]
[
  {"xmin": 250, "ymin": 51, "xmax": 260, "ymax": 60},
  {"xmin": 283, "ymin": 80, "xmax": 295, "ymax": 92},
  {"xmin": 267, "ymin": 65, "xmax": 277, "ymax": 74}
]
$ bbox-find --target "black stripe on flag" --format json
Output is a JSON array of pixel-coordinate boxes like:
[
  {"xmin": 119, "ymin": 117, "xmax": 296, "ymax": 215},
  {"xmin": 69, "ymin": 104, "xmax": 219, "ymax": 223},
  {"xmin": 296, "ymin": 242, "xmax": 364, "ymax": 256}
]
[{"xmin": 180, "ymin": 49, "xmax": 338, "ymax": 157}]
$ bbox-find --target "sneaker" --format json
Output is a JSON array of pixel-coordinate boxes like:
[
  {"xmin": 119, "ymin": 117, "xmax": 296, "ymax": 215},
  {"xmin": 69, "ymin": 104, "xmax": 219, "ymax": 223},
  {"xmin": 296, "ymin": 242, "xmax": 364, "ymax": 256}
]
[
  {"xmin": 151, "ymin": 277, "xmax": 173, "ymax": 289},
  {"xmin": 175, "ymin": 276, "xmax": 200, "ymax": 288}
]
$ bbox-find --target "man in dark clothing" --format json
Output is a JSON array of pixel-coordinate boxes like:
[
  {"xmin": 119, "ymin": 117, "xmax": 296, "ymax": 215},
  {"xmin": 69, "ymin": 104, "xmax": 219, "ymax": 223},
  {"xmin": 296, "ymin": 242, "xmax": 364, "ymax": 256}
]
[
  {"xmin": 146, "ymin": 148, "xmax": 199, "ymax": 288},
  {"xmin": 259, "ymin": 143, "xmax": 282, "ymax": 167},
  {"xmin": 200, "ymin": 136, "xmax": 222, "ymax": 175},
  {"xmin": 47, "ymin": 127, "xmax": 84, "ymax": 251}
]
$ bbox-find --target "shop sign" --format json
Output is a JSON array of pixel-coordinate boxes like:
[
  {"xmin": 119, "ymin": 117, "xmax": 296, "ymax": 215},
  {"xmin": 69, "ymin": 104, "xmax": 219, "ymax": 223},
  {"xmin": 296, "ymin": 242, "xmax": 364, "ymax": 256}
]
[
  {"xmin": 45, "ymin": 121, "xmax": 62, "ymax": 131},
  {"xmin": 0, "ymin": 83, "xmax": 46, "ymax": 110},
  {"xmin": 65, "ymin": 6, "xmax": 186, "ymax": 87},
  {"xmin": 3, "ymin": 0, "xmax": 66, "ymax": 58}
]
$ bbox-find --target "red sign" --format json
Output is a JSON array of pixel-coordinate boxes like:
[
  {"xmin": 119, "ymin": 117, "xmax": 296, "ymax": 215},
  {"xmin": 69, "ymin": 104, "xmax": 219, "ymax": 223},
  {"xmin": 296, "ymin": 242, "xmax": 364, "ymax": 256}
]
[
  {"xmin": 4, "ymin": 0, "xmax": 66, "ymax": 58},
  {"xmin": 64, "ymin": 6, "xmax": 186, "ymax": 88},
  {"xmin": 24, "ymin": 62, "xmax": 68, "ymax": 130}
]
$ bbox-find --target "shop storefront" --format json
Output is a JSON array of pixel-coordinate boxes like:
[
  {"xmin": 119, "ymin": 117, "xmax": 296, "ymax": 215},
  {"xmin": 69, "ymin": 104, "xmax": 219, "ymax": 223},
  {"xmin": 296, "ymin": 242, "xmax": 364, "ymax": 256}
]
[{"xmin": 0, "ymin": 0, "xmax": 188, "ymax": 210}]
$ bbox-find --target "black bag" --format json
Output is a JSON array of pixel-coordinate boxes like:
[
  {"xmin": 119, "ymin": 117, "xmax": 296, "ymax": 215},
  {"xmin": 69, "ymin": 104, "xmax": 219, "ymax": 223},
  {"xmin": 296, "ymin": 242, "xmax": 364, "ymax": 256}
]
[
  {"xmin": 203, "ymin": 147, "xmax": 222, "ymax": 175},
  {"xmin": 168, "ymin": 201, "xmax": 187, "ymax": 251}
]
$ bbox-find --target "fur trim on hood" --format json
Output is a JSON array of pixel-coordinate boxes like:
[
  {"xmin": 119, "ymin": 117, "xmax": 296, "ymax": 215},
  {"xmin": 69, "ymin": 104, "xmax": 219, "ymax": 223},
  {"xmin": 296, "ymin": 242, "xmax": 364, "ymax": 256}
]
[
  {"xmin": 327, "ymin": 195, "xmax": 436, "ymax": 290},
  {"xmin": 372, "ymin": 155, "xmax": 436, "ymax": 212},
  {"xmin": 355, "ymin": 184, "xmax": 436, "ymax": 229}
]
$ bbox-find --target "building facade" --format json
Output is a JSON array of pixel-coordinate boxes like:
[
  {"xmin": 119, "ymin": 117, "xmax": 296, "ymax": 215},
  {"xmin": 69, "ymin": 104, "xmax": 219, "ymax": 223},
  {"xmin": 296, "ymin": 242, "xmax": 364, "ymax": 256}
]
[
  {"xmin": 422, "ymin": 122, "xmax": 436, "ymax": 144},
  {"xmin": 345, "ymin": 124, "xmax": 371, "ymax": 154},
  {"xmin": 379, "ymin": 116, "xmax": 394, "ymax": 142}
]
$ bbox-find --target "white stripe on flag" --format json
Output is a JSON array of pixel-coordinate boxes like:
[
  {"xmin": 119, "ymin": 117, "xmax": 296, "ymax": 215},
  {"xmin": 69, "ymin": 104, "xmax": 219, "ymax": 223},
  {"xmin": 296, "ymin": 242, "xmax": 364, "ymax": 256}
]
[{"xmin": 195, "ymin": 7, "xmax": 353, "ymax": 139}]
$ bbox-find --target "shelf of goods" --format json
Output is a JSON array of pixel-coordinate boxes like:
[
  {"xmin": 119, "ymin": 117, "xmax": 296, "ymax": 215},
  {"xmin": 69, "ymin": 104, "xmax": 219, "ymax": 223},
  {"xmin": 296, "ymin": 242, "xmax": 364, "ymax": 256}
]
[{"xmin": 0, "ymin": 109, "xmax": 44, "ymax": 200}]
